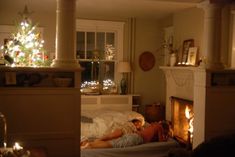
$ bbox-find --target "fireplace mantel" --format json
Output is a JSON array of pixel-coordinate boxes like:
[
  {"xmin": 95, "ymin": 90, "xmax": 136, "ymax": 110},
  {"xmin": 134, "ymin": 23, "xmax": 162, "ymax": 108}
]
[
  {"xmin": 159, "ymin": 66, "xmax": 197, "ymax": 71},
  {"xmin": 159, "ymin": 66, "xmax": 197, "ymax": 121}
]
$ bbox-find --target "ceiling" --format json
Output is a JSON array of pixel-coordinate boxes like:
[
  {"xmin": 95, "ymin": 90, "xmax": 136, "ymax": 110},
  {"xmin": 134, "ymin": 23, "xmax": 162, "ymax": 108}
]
[{"xmin": 0, "ymin": 0, "xmax": 205, "ymax": 20}]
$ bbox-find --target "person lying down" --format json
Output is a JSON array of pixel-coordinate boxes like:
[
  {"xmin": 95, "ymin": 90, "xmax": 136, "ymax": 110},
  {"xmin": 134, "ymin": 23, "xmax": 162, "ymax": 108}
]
[{"xmin": 81, "ymin": 119, "xmax": 171, "ymax": 149}]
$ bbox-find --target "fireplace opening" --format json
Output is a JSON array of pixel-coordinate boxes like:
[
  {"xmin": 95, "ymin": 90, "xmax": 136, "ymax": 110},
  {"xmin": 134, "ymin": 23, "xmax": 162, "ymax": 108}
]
[{"xmin": 171, "ymin": 96, "xmax": 194, "ymax": 148}]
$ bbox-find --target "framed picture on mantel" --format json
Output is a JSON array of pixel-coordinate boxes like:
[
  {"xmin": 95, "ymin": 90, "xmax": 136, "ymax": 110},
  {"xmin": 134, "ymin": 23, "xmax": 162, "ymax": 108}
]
[
  {"xmin": 181, "ymin": 39, "xmax": 194, "ymax": 65},
  {"xmin": 186, "ymin": 47, "xmax": 198, "ymax": 66}
]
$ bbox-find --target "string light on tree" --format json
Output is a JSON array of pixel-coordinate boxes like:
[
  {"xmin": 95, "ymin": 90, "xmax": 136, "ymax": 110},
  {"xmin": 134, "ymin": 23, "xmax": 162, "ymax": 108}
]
[{"xmin": 1, "ymin": 5, "xmax": 50, "ymax": 67}]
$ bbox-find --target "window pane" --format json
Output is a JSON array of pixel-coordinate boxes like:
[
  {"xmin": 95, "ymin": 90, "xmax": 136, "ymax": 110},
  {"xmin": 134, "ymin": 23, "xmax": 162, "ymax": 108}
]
[
  {"xmin": 99, "ymin": 61, "xmax": 115, "ymax": 82},
  {"xmin": 91, "ymin": 61, "xmax": 100, "ymax": 81},
  {"xmin": 80, "ymin": 61, "xmax": 100, "ymax": 82},
  {"xmin": 106, "ymin": 32, "xmax": 115, "ymax": 47},
  {"xmin": 76, "ymin": 32, "xmax": 85, "ymax": 59},
  {"xmin": 87, "ymin": 32, "xmax": 95, "ymax": 59},
  {"xmin": 97, "ymin": 32, "xmax": 105, "ymax": 59}
]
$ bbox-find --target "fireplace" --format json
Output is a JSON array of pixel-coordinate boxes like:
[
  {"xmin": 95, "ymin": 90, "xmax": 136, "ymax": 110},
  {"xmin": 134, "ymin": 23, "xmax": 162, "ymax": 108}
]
[
  {"xmin": 171, "ymin": 96, "xmax": 193, "ymax": 147},
  {"xmin": 161, "ymin": 67, "xmax": 235, "ymax": 148}
]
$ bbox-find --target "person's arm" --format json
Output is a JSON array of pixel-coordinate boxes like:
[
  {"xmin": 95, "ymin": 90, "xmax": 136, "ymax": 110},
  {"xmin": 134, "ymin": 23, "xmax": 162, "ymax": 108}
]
[
  {"xmin": 149, "ymin": 123, "xmax": 167, "ymax": 142},
  {"xmin": 157, "ymin": 128, "xmax": 167, "ymax": 141},
  {"xmin": 157, "ymin": 124, "xmax": 168, "ymax": 142},
  {"xmin": 99, "ymin": 129, "xmax": 123, "ymax": 141}
]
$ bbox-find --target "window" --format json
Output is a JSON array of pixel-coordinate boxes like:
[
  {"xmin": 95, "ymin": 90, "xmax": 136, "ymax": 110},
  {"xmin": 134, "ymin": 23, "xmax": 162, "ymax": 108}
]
[{"xmin": 76, "ymin": 19, "xmax": 124, "ymax": 90}]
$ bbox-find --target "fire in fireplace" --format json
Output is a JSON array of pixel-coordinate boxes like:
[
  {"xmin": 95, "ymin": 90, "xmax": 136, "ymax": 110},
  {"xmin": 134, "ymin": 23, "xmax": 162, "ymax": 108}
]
[
  {"xmin": 185, "ymin": 105, "xmax": 194, "ymax": 145},
  {"xmin": 171, "ymin": 96, "xmax": 194, "ymax": 147}
]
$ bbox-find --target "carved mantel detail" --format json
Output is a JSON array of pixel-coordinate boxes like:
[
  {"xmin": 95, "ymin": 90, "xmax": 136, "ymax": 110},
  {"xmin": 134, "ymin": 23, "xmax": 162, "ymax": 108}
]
[{"xmin": 160, "ymin": 66, "xmax": 196, "ymax": 121}]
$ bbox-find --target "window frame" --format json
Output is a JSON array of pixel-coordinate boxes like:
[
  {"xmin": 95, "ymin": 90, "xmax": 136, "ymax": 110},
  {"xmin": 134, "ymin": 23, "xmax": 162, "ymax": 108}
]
[{"xmin": 76, "ymin": 19, "xmax": 124, "ymax": 85}]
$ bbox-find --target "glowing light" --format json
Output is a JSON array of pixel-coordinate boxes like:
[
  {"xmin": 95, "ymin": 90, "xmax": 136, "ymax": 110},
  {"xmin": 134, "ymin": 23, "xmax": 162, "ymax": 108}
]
[
  {"xmin": 185, "ymin": 105, "xmax": 194, "ymax": 142},
  {"xmin": 0, "ymin": 6, "xmax": 52, "ymax": 67},
  {"xmin": 185, "ymin": 106, "xmax": 190, "ymax": 119},
  {"xmin": 102, "ymin": 79, "xmax": 115, "ymax": 90},
  {"xmin": 13, "ymin": 142, "xmax": 23, "ymax": 150},
  {"xmin": 189, "ymin": 118, "xmax": 194, "ymax": 134}
]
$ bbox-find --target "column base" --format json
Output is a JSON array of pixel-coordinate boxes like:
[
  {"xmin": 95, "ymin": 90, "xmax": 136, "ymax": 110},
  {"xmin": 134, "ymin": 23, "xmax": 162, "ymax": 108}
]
[{"xmin": 51, "ymin": 59, "xmax": 80, "ymax": 68}]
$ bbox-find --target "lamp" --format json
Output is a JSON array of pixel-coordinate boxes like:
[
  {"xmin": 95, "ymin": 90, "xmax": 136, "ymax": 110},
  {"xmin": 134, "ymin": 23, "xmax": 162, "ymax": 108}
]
[{"xmin": 117, "ymin": 61, "xmax": 131, "ymax": 95}]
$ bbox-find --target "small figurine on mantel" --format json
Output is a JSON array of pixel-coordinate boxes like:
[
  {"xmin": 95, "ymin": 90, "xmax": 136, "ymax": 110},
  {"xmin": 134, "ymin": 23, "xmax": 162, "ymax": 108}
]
[
  {"xmin": 169, "ymin": 52, "xmax": 177, "ymax": 67},
  {"xmin": 198, "ymin": 56, "xmax": 207, "ymax": 68}
]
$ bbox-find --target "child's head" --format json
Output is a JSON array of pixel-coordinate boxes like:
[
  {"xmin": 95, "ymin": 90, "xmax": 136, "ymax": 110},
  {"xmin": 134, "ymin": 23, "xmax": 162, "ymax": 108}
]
[{"xmin": 131, "ymin": 119, "xmax": 142, "ymax": 130}]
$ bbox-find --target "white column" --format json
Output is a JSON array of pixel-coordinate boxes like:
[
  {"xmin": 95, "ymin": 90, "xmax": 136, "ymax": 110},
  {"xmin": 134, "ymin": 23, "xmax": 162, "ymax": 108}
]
[
  {"xmin": 199, "ymin": 1, "xmax": 224, "ymax": 69},
  {"xmin": 51, "ymin": 0, "xmax": 80, "ymax": 68},
  {"xmin": 231, "ymin": 10, "xmax": 235, "ymax": 68},
  {"xmin": 193, "ymin": 68, "xmax": 206, "ymax": 148}
]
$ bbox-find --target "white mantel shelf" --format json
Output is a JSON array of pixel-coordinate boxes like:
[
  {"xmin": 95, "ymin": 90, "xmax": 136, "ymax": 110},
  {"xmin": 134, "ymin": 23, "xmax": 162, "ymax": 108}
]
[
  {"xmin": 160, "ymin": 65, "xmax": 235, "ymax": 72},
  {"xmin": 159, "ymin": 66, "xmax": 198, "ymax": 71}
]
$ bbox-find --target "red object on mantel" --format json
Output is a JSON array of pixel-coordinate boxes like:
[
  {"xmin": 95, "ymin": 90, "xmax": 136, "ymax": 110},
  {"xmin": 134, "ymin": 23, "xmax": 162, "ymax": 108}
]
[{"xmin": 145, "ymin": 102, "xmax": 165, "ymax": 123}]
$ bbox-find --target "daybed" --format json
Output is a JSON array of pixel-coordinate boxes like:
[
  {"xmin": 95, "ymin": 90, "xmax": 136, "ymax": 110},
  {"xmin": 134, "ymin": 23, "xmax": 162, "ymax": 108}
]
[
  {"xmin": 81, "ymin": 138, "xmax": 179, "ymax": 157},
  {"xmin": 80, "ymin": 109, "xmax": 180, "ymax": 157}
]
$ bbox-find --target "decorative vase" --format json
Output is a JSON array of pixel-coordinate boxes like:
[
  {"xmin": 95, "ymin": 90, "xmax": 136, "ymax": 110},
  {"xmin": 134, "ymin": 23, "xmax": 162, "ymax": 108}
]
[
  {"xmin": 120, "ymin": 77, "xmax": 127, "ymax": 95},
  {"xmin": 170, "ymin": 53, "xmax": 177, "ymax": 66}
]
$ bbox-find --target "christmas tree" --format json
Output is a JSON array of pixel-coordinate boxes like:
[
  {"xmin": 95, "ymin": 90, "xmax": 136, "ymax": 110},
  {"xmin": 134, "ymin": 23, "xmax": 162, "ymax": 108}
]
[{"xmin": 2, "ymin": 6, "xmax": 50, "ymax": 67}]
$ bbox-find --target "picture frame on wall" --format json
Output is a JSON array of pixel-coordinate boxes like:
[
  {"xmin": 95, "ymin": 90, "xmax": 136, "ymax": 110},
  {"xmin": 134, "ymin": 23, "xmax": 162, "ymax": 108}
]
[
  {"xmin": 181, "ymin": 39, "xmax": 194, "ymax": 64},
  {"xmin": 186, "ymin": 47, "xmax": 198, "ymax": 66}
]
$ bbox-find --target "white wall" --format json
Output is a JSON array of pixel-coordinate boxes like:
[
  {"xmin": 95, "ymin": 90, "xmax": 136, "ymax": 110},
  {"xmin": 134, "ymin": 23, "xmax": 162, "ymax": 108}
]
[
  {"xmin": 133, "ymin": 19, "xmax": 165, "ymax": 112},
  {"xmin": 230, "ymin": 9, "xmax": 235, "ymax": 68},
  {"xmin": 173, "ymin": 7, "xmax": 204, "ymax": 62}
]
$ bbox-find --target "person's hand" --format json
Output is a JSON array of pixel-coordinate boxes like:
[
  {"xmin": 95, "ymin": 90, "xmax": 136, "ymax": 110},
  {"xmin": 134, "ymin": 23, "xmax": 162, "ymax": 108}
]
[{"xmin": 80, "ymin": 140, "xmax": 89, "ymax": 146}]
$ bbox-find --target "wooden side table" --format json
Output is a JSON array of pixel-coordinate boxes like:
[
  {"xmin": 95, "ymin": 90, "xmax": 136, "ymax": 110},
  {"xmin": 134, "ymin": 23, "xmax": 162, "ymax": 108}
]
[{"xmin": 145, "ymin": 103, "xmax": 165, "ymax": 123}]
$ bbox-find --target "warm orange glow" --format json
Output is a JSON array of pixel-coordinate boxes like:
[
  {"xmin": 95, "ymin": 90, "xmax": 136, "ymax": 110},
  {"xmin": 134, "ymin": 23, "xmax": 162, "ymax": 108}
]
[
  {"xmin": 185, "ymin": 105, "xmax": 194, "ymax": 137},
  {"xmin": 185, "ymin": 106, "xmax": 190, "ymax": 119},
  {"xmin": 189, "ymin": 118, "xmax": 194, "ymax": 134}
]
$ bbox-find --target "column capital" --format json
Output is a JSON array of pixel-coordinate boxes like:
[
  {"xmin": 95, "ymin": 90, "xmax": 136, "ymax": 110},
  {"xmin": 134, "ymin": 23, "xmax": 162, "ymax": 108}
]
[
  {"xmin": 198, "ymin": 0, "xmax": 224, "ymax": 11},
  {"xmin": 197, "ymin": 0, "xmax": 225, "ymax": 20},
  {"xmin": 198, "ymin": 0, "xmax": 231, "ymax": 7},
  {"xmin": 51, "ymin": 59, "xmax": 80, "ymax": 68}
]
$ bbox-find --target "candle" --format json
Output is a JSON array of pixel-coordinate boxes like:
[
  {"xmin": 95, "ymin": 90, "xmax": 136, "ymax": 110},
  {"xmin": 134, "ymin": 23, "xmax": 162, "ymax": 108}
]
[{"xmin": 13, "ymin": 142, "xmax": 23, "ymax": 150}]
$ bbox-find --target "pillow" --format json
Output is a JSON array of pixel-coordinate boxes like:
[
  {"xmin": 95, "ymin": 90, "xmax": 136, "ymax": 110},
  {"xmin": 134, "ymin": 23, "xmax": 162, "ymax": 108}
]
[{"xmin": 123, "ymin": 111, "xmax": 145, "ymax": 126}]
